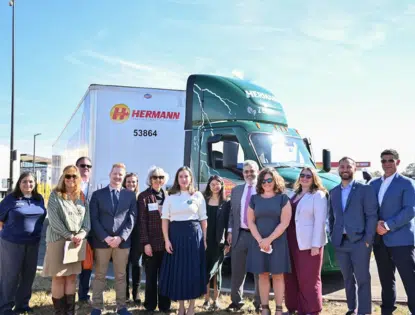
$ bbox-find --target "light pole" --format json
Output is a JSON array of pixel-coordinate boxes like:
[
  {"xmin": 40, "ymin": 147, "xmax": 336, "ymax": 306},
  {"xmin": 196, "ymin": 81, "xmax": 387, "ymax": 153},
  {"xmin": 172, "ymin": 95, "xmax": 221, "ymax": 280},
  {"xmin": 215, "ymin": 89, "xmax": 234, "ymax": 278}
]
[
  {"xmin": 8, "ymin": 0, "xmax": 15, "ymax": 190},
  {"xmin": 33, "ymin": 133, "xmax": 41, "ymax": 175}
]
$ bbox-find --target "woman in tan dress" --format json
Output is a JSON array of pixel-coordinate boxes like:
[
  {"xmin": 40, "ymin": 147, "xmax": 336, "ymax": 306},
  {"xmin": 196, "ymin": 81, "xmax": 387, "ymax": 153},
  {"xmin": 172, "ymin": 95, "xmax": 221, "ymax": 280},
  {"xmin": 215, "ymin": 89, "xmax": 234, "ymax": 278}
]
[{"xmin": 42, "ymin": 165, "xmax": 90, "ymax": 315}]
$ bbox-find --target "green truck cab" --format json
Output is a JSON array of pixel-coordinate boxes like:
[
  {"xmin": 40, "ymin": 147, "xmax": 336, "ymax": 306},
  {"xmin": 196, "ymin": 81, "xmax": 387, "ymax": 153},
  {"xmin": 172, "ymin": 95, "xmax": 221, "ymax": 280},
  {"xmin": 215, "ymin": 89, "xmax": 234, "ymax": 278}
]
[{"xmin": 184, "ymin": 74, "xmax": 341, "ymax": 273}]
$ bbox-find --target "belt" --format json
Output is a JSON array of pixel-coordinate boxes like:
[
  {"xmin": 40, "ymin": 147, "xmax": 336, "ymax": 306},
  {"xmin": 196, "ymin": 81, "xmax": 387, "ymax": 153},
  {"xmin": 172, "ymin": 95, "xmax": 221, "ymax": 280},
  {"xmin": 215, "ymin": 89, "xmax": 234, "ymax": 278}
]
[{"xmin": 240, "ymin": 228, "xmax": 250, "ymax": 233}]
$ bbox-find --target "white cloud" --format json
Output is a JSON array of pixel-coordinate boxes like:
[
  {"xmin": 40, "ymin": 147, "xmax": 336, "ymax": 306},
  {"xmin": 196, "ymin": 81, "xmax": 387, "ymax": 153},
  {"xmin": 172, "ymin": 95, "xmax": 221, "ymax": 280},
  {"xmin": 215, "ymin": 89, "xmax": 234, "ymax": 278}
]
[{"xmin": 231, "ymin": 69, "xmax": 244, "ymax": 79}]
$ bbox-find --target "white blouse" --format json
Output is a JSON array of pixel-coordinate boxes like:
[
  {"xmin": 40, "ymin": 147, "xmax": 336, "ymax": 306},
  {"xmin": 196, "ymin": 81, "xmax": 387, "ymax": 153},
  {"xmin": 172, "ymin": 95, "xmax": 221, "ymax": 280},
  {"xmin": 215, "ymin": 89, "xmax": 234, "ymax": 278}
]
[{"xmin": 161, "ymin": 191, "xmax": 207, "ymax": 222}]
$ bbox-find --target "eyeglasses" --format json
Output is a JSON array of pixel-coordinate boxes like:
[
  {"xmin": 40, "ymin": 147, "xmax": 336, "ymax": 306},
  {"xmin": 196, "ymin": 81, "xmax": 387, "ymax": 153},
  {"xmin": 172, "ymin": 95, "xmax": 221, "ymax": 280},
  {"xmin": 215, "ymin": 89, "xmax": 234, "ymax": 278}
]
[
  {"xmin": 65, "ymin": 174, "xmax": 78, "ymax": 180},
  {"xmin": 152, "ymin": 176, "xmax": 165, "ymax": 180},
  {"xmin": 262, "ymin": 178, "xmax": 273, "ymax": 184},
  {"xmin": 79, "ymin": 164, "xmax": 92, "ymax": 169},
  {"xmin": 381, "ymin": 159, "xmax": 395, "ymax": 164},
  {"xmin": 243, "ymin": 170, "xmax": 255, "ymax": 174},
  {"xmin": 300, "ymin": 174, "xmax": 312, "ymax": 179}
]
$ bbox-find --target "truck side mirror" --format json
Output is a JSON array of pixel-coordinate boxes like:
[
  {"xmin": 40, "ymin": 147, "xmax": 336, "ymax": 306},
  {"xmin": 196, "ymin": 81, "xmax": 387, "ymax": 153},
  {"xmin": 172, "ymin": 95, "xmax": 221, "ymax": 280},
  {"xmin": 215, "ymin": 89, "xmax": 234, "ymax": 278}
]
[{"xmin": 322, "ymin": 149, "xmax": 331, "ymax": 172}]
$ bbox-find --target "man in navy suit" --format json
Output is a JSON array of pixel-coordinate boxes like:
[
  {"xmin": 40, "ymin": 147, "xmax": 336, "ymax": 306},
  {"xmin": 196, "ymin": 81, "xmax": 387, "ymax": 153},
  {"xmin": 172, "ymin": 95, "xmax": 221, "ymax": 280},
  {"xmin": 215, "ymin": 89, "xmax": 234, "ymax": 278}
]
[
  {"xmin": 370, "ymin": 149, "xmax": 415, "ymax": 315},
  {"xmin": 329, "ymin": 157, "xmax": 378, "ymax": 315},
  {"xmin": 89, "ymin": 163, "xmax": 137, "ymax": 315}
]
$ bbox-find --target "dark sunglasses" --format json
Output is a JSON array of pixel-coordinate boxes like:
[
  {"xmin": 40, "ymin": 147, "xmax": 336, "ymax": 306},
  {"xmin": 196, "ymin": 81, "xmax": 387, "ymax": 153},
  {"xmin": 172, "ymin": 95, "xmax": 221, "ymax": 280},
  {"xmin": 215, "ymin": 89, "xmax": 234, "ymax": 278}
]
[
  {"xmin": 262, "ymin": 178, "xmax": 273, "ymax": 184},
  {"xmin": 381, "ymin": 159, "xmax": 395, "ymax": 164},
  {"xmin": 79, "ymin": 164, "xmax": 92, "ymax": 169},
  {"xmin": 65, "ymin": 174, "xmax": 78, "ymax": 180},
  {"xmin": 300, "ymin": 174, "xmax": 312, "ymax": 179},
  {"xmin": 152, "ymin": 176, "xmax": 165, "ymax": 180}
]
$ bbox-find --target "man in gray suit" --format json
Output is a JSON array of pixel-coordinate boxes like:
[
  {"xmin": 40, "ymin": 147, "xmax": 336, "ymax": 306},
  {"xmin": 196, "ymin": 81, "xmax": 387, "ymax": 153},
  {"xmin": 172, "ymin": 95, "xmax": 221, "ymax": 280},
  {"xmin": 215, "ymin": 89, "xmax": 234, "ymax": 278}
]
[
  {"xmin": 90, "ymin": 163, "xmax": 137, "ymax": 315},
  {"xmin": 329, "ymin": 157, "xmax": 378, "ymax": 315},
  {"xmin": 227, "ymin": 160, "xmax": 260, "ymax": 312}
]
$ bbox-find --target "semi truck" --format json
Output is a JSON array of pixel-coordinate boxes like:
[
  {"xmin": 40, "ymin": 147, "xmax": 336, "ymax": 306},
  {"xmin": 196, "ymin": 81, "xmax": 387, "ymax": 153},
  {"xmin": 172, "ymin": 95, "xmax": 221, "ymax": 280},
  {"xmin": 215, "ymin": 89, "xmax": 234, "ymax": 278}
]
[{"xmin": 52, "ymin": 74, "xmax": 341, "ymax": 273}]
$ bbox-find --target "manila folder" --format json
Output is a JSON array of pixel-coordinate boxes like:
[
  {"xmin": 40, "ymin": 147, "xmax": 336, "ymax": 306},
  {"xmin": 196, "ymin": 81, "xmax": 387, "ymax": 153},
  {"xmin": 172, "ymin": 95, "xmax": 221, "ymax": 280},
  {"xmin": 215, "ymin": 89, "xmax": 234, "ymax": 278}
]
[{"xmin": 63, "ymin": 240, "xmax": 86, "ymax": 264}]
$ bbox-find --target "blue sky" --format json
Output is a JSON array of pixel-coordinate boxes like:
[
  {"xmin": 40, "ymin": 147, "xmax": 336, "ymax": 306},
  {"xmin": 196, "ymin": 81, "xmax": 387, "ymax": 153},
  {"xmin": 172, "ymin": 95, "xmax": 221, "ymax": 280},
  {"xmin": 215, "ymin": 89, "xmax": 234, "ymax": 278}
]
[{"xmin": 0, "ymin": 0, "xmax": 414, "ymax": 172}]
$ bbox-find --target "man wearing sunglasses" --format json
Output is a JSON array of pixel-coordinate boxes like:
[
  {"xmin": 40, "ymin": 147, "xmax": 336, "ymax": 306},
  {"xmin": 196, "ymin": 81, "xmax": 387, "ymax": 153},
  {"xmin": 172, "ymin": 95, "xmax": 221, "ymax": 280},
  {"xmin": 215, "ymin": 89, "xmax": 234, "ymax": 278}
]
[
  {"xmin": 329, "ymin": 157, "xmax": 378, "ymax": 315},
  {"xmin": 227, "ymin": 160, "xmax": 261, "ymax": 313},
  {"xmin": 370, "ymin": 149, "xmax": 415, "ymax": 315},
  {"xmin": 76, "ymin": 157, "xmax": 94, "ymax": 306}
]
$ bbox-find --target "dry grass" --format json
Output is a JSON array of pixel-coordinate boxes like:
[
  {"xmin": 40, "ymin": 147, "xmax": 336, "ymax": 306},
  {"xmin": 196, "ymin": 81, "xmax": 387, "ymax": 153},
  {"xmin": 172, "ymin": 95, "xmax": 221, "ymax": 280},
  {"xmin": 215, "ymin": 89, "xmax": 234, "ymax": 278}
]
[{"xmin": 30, "ymin": 272, "xmax": 408, "ymax": 314}]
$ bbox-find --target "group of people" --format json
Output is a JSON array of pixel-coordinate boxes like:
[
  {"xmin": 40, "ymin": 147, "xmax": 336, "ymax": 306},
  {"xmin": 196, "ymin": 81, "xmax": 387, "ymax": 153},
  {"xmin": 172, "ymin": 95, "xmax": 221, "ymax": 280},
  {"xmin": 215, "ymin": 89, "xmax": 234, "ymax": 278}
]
[{"xmin": 0, "ymin": 148, "xmax": 414, "ymax": 315}]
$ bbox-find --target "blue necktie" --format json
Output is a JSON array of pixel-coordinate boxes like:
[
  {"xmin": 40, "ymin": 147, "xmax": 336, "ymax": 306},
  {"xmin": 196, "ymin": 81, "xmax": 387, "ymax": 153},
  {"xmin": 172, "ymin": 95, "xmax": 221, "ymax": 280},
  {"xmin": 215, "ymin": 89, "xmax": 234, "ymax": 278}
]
[{"xmin": 112, "ymin": 190, "xmax": 119, "ymax": 212}]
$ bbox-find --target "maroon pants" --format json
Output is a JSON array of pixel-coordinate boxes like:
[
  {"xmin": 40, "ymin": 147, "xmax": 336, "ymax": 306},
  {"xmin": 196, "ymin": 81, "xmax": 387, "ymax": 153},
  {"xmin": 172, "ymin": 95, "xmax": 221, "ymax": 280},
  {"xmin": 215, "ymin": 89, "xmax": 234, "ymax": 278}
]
[{"xmin": 284, "ymin": 243, "xmax": 324, "ymax": 315}]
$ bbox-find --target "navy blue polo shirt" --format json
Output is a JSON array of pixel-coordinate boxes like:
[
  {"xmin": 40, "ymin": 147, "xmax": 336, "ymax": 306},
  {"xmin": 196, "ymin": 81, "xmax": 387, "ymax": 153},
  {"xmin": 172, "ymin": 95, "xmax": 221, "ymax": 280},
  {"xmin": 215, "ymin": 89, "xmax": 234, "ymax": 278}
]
[{"xmin": 0, "ymin": 194, "xmax": 47, "ymax": 244}]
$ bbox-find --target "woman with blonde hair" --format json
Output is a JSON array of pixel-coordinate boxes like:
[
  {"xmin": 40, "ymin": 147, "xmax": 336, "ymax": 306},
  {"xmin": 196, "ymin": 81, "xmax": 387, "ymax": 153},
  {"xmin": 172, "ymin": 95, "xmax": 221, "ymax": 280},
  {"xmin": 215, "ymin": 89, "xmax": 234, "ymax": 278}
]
[
  {"xmin": 284, "ymin": 167, "xmax": 328, "ymax": 315},
  {"xmin": 246, "ymin": 167, "xmax": 292, "ymax": 315},
  {"xmin": 42, "ymin": 165, "xmax": 90, "ymax": 315}
]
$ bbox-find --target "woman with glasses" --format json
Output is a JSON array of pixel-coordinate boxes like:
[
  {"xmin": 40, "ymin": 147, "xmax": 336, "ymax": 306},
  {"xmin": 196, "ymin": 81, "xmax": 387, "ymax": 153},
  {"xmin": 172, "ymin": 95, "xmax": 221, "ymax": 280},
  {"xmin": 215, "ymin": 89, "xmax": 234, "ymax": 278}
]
[
  {"xmin": 122, "ymin": 173, "xmax": 142, "ymax": 305},
  {"xmin": 0, "ymin": 172, "xmax": 46, "ymax": 315},
  {"xmin": 202, "ymin": 175, "xmax": 230, "ymax": 311},
  {"xmin": 42, "ymin": 165, "xmax": 91, "ymax": 315},
  {"xmin": 138, "ymin": 166, "xmax": 172, "ymax": 313},
  {"xmin": 246, "ymin": 167, "xmax": 292, "ymax": 315},
  {"xmin": 284, "ymin": 167, "xmax": 328, "ymax": 315}
]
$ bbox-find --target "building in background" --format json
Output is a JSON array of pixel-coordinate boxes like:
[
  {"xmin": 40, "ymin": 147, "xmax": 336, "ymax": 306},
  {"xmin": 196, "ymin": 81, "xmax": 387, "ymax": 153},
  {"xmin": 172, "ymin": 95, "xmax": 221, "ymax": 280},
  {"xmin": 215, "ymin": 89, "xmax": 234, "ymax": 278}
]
[
  {"xmin": 0, "ymin": 145, "xmax": 20, "ymax": 199},
  {"xmin": 20, "ymin": 154, "xmax": 52, "ymax": 185}
]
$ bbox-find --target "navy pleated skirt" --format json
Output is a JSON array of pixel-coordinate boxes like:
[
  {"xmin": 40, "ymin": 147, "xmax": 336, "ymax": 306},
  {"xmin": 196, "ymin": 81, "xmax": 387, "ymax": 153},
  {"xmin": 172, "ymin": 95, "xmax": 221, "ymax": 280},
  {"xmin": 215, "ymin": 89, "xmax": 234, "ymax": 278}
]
[{"xmin": 159, "ymin": 220, "xmax": 207, "ymax": 301}]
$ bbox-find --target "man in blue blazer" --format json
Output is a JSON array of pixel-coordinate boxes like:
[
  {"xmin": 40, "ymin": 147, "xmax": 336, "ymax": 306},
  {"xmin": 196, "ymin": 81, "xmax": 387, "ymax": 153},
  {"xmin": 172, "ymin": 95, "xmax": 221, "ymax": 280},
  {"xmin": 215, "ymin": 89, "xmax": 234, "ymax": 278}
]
[
  {"xmin": 329, "ymin": 157, "xmax": 378, "ymax": 315},
  {"xmin": 370, "ymin": 149, "xmax": 415, "ymax": 315},
  {"xmin": 89, "ymin": 163, "xmax": 137, "ymax": 315}
]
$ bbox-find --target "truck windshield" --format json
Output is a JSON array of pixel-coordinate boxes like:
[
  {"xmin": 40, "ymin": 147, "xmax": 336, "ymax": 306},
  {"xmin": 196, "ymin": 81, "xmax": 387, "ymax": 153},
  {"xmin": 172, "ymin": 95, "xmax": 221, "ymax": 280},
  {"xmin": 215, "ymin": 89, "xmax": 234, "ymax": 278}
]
[{"xmin": 250, "ymin": 132, "xmax": 314, "ymax": 168}]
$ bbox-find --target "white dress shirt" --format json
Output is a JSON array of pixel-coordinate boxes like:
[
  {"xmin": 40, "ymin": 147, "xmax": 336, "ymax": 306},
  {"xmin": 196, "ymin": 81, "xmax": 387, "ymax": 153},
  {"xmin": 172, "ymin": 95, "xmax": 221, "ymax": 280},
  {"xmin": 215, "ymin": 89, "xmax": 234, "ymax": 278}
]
[
  {"xmin": 81, "ymin": 180, "xmax": 89, "ymax": 197},
  {"xmin": 378, "ymin": 171, "xmax": 397, "ymax": 230},
  {"xmin": 161, "ymin": 191, "xmax": 207, "ymax": 222},
  {"xmin": 240, "ymin": 182, "xmax": 257, "ymax": 229}
]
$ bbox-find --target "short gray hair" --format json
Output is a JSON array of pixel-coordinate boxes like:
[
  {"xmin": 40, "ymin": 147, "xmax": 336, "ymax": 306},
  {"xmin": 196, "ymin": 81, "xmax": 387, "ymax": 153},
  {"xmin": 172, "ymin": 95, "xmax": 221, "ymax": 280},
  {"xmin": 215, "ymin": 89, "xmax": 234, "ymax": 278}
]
[
  {"xmin": 243, "ymin": 160, "xmax": 259, "ymax": 170},
  {"xmin": 146, "ymin": 166, "xmax": 170, "ymax": 187}
]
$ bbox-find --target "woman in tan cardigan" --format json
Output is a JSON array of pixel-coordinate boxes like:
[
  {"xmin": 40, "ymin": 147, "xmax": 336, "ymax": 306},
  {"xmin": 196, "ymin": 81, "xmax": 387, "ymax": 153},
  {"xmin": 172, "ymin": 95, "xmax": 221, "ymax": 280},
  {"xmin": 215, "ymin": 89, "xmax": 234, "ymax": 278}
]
[{"xmin": 42, "ymin": 165, "xmax": 90, "ymax": 315}]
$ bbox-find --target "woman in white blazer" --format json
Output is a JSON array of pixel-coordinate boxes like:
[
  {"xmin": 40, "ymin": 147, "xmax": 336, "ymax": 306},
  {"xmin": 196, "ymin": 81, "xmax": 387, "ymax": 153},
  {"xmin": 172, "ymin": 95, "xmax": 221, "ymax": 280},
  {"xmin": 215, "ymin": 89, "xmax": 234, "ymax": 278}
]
[{"xmin": 284, "ymin": 167, "xmax": 328, "ymax": 315}]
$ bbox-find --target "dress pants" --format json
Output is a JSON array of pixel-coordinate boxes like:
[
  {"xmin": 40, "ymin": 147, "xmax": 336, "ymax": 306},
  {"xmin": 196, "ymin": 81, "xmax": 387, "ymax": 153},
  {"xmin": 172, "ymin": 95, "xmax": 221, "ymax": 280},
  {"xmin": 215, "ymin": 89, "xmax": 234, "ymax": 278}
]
[
  {"xmin": 373, "ymin": 237, "xmax": 415, "ymax": 315},
  {"xmin": 0, "ymin": 238, "xmax": 40, "ymax": 314},
  {"xmin": 284, "ymin": 245, "xmax": 323, "ymax": 315},
  {"xmin": 230, "ymin": 229, "xmax": 260, "ymax": 306},
  {"xmin": 92, "ymin": 248, "xmax": 129, "ymax": 310},
  {"xmin": 334, "ymin": 236, "xmax": 372, "ymax": 315},
  {"xmin": 143, "ymin": 251, "xmax": 171, "ymax": 311}
]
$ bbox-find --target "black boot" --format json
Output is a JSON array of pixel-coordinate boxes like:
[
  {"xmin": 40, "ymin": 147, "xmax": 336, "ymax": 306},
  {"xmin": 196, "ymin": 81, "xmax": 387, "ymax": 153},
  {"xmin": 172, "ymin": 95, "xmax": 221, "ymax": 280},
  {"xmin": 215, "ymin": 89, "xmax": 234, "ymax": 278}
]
[
  {"xmin": 52, "ymin": 297, "xmax": 66, "ymax": 315},
  {"xmin": 65, "ymin": 295, "xmax": 76, "ymax": 315}
]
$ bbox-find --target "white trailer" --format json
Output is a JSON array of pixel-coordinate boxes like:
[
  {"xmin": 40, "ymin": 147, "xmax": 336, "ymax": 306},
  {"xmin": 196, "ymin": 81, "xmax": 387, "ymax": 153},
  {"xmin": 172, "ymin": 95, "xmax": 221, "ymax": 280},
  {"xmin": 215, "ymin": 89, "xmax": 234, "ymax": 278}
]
[{"xmin": 52, "ymin": 84, "xmax": 186, "ymax": 191}]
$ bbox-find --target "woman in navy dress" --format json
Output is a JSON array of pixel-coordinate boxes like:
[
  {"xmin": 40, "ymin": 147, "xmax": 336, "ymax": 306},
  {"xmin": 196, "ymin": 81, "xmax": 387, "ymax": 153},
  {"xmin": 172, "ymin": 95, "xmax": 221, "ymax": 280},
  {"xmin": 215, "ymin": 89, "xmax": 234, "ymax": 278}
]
[
  {"xmin": 0, "ymin": 172, "xmax": 47, "ymax": 314},
  {"xmin": 159, "ymin": 166, "xmax": 207, "ymax": 315},
  {"xmin": 247, "ymin": 167, "xmax": 292, "ymax": 315}
]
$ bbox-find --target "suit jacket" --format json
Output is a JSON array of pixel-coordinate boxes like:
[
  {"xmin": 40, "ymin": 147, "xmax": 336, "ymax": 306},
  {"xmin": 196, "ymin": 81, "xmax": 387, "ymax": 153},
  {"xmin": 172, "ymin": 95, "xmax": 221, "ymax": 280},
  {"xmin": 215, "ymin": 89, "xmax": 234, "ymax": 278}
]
[
  {"xmin": 290, "ymin": 190, "xmax": 328, "ymax": 250},
  {"xmin": 370, "ymin": 174, "xmax": 415, "ymax": 247},
  {"xmin": 228, "ymin": 184, "xmax": 245, "ymax": 247},
  {"xmin": 329, "ymin": 181, "xmax": 378, "ymax": 247},
  {"xmin": 89, "ymin": 186, "xmax": 137, "ymax": 249}
]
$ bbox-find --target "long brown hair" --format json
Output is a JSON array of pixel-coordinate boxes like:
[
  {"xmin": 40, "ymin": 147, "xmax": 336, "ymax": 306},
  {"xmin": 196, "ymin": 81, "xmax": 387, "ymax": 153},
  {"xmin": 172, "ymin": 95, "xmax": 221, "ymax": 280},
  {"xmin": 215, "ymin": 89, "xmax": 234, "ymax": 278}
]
[
  {"xmin": 256, "ymin": 167, "xmax": 285, "ymax": 195},
  {"xmin": 203, "ymin": 175, "xmax": 226, "ymax": 204},
  {"xmin": 54, "ymin": 165, "xmax": 82, "ymax": 200},
  {"xmin": 168, "ymin": 166, "xmax": 196, "ymax": 195},
  {"xmin": 122, "ymin": 173, "xmax": 140, "ymax": 198},
  {"xmin": 293, "ymin": 167, "xmax": 328, "ymax": 195}
]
